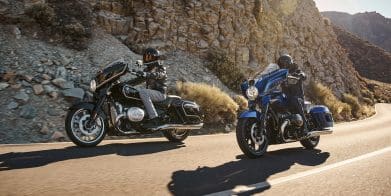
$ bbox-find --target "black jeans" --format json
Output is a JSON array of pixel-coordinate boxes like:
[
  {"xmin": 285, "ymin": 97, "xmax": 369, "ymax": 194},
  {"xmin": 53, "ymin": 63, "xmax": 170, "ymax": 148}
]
[{"xmin": 287, "ymin": 96, "xmax": 307, "ymax": 130}]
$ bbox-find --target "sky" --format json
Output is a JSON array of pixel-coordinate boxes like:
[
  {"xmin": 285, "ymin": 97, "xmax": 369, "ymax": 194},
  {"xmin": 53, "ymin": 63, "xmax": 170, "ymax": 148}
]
[{"xmin": 313, "ymin": 0, "xmax": 391, "ymax": 18}]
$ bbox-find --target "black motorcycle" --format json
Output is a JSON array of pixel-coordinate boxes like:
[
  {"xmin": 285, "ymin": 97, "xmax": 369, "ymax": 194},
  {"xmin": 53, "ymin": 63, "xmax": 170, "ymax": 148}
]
[{"xmin": 65, "ymin": 59, "xmax": 204, "ymax": 147}]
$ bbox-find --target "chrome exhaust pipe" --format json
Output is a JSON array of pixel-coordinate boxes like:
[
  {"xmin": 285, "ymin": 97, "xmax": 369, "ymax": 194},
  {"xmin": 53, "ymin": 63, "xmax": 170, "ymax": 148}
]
[
  {"xmin": 152, "ymin": 123, "xmax": 204, "ymax": 131},
  {"xmin": 307, "ymin": 128, "xmax": 333, "ymax": 138}
]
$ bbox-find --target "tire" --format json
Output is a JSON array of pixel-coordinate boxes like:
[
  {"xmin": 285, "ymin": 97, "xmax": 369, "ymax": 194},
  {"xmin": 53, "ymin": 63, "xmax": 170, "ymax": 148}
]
[
  {"xmin": 65, "ymin": 106, "xmax": 107, "ymax": 147},
  {"xmin": 300, "ymin": 136, "xmax": 320, "ymax": 149},
  {"xmin": 163, "ymin": 129, "xmax": 189, "ymax": 142},
  {"xmin": 236, "ymin": 118, "xmax": 269, "ymax": 158}
]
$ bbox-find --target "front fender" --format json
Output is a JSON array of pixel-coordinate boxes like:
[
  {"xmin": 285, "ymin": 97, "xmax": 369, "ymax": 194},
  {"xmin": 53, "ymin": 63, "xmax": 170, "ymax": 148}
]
[
  {"xmin": 68, "ymin": 102, "xmax": 107, "ymax": 119},
  {"xmin": 239, "ymin": 110, "xmax": 262, "ymax": 120},
  {"xmin": 68, "ymin": 102, "xmax": 96, "ymax": 111}
]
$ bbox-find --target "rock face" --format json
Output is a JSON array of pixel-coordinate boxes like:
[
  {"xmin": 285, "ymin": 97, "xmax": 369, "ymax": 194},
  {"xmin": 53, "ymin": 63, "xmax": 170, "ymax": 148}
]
[
  {"xmin": 332, "ymin": 26, "xmax": 391, "ymax": 83},
  {"xmin": 322, "ymin": 11, "xmax": 391, "ymax": 53},
  {"xmin": 93, "ymin": 0, "xmax": 362, "ymax": 96}
]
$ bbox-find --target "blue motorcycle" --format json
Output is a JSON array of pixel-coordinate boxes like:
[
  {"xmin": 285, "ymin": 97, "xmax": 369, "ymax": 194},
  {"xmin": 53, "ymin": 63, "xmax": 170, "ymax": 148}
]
[{"xmin": 236, "ymin": 64, "xmax": 334, "ymax": 158}]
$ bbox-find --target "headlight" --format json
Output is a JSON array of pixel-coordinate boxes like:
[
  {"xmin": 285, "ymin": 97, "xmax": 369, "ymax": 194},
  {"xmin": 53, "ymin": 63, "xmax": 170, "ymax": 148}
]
[
  {"xmin": 246, "ymin": 86, "xmax": 258, "ymax": 101},
  {"xmin": 90, "ymin": 79, "xmax": 97, "ymax": 92}
]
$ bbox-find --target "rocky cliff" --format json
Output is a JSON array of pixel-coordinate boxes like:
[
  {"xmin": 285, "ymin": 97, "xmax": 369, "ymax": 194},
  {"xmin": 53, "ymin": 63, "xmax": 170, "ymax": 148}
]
[
  {"xmin": 94, "ymin": 0, "xmax": 363, "ymax": 97},
  {"xmin": 322, "ymin": 11, "xmax": 391, "ymax": 53}
]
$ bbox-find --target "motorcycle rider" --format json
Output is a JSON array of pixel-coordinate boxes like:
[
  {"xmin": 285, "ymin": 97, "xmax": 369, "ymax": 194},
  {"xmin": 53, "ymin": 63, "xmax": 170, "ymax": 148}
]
[
  {"xmin": 277, "ymin": 54, "xmax": 309, "ymax": 137},
  {"xmin": 135, "ymin": 48, "xmax": 167, "ymax": 128}
]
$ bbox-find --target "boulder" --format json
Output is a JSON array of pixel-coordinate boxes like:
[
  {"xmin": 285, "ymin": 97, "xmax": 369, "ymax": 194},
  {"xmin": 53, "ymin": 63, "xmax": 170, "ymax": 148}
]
[
  {"xmin": 0, "ymin": 82, "xmax": 9, "ymax": 90},
  {"xmin": 43, "ymin": 85, "xmax": 56, "ymax": 94},
  {"xmin": 52, "ymin": 78, "xmax": 74, "ymax": 89},
  {"xmin": 39, "ymin": 124, "xmax": 50, "ymax": 135},
  {"xmin": 32, "ymin": 84, "xmax": 44, "ymax": 95},
  {"xmin": 51, "ymin": 131, "xmax": 66, "ymax": 141},
  {"xmin": 62, "ymin": 88, "xmax": 85, "ymax": 100},
  {"xmin": 13, "ymin": 91, "xmax": 29, "ymax": 102},
  {"xmin": 19, "ymin": 105, "xmax": 37, "ymax": 119},
  {"xmin": 55, "ymin": 67, "xmax": 67, "ymax": 79},
  {"xmin": 7, "ymin": 101, "xmax": 18, "ymax": 110}
]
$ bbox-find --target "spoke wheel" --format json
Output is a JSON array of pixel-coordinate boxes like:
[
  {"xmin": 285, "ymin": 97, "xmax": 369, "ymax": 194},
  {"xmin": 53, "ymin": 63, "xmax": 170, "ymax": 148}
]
[
  {"xmin": 66, "ymin": 107, "xmax": 107, "ymax": 147},
  {"xmin": 163, "ymin": 129, "xmax": 189, "ymax": 142},
  {"xmin": 236, "ymin": 118, "xmax": 269, "ymax": 158},
  {"xmin": 300, "ymin": 135, "xmax": 320, "ymax": 149}
]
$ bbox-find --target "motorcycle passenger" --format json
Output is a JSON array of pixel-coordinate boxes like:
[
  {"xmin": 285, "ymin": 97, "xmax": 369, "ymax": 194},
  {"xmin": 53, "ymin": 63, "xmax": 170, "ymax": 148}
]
[
  {"xmin": 277, "ymin": 54, "xmax": 309, "ymax": 137},
  {"xmin": 135, "ymin": 48, "xmax": 168, "ymax": 128}
]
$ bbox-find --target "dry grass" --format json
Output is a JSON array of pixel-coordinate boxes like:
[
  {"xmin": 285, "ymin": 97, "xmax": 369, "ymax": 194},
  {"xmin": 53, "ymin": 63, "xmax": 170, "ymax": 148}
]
[
  {"xmin": 308, "ymin": 81, "xmax": 352, "ymax": 121},
  {"xmin": 361, "ymin": 105, "xmax": 376, "ymax": 117},
  {"xmin": 343, "ymin": 93, "xmax": 376, "ymax": 119},
  {"xmin": 206, "ymin": 47, "xmax": 247, "ymax": 92},
  {"xmin": 233, "ymin": 95, "xmax": 248, "ymax": 114},
  {"xmin": 176, "ymin": 81, "xmax": 238, "ymax": 125},
  {"xmin": 342, "ymin": 93, "xmax": 361, "ymax": 118}
]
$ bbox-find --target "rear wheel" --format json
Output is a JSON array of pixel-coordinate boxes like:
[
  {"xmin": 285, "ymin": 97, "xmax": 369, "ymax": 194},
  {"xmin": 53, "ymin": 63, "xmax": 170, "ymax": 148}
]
[
  {"xmin": 300, "ymin": 136, "xmax": 320, "ymax": 149},
  {"xmin": 65, "ymin": 107, "xmax": 107, "ymax": 147},
  {"xmin": 236, "ymin": 118, "xmax": 269, "ymax": 158},
  {"xmin": 163, "ymin": 129, "xmax": 189, "ymax": 142}
]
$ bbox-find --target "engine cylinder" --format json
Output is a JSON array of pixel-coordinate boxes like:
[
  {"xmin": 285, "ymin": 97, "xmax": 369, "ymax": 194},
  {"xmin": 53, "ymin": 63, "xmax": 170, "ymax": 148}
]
[
  {"xmin": 127, "ymin": 107, "xmax": 145, "ymax": 122},
  {"xmin": 290, "ymin": 114, "xmax": 303, "ymax": 127}
]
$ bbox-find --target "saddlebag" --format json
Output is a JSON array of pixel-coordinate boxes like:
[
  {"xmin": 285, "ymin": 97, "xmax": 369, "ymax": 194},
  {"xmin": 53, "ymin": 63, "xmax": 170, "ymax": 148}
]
[
  {"xmin": 171, "ymin": 99, "xmax": 203, "ymax": 124},
  {"xmin": 310, "ymin": 106, "xmax": 333, "ymax": 130}
]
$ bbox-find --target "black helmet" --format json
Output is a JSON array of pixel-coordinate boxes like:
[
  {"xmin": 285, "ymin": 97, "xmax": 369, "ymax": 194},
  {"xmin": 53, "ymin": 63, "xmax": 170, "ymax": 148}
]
[
  {"xmin": 277, "ymin": 54, "xmax": 297, "ymax": 72},
  {"xmin": 143, "ymin": 48, "xmax": 160, "ymax": 67},
  {"xmin": 277, "ymin": 54, "xmax": 293, "ymax": 68}
]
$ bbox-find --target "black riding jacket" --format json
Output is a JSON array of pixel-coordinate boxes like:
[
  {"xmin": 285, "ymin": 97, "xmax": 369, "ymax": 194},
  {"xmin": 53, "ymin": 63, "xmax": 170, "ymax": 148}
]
[
  {"xmin": 144, "ymin": 66, "xmax": 168, "ymax": 94},
  {"xmin": 131, "ymin": 64, "xmax": 168, "ymax": 94},
  {"xmin": 282, "ymin": 69, "xmax": 306, "ymax": 98}
]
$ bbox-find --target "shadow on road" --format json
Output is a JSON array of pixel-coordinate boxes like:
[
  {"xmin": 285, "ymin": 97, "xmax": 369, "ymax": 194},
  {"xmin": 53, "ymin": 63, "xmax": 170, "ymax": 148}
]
[
  {"xmin": 167, "ymin": 147, "xmax": 330, "ymax": 195},
  {"xmin": 0, "ymin": 141, "xmax": 185, "ymax": 170}
]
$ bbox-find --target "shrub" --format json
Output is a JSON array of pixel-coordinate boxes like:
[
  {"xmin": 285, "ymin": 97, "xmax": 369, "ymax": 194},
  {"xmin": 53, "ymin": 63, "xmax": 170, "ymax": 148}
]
[
  {"xmin": 361, "ymin": 89, "xmax": 375, "ymax": 105},
  {"xmin": 361, "ymin": 105, "xmax": 376, "ymax": 117},
  {"xmin": 26, "ymin": 1, "xmax": 93, "ymax": 50},
  {"xmin": 342, "ymin": 93, "xmax": 362, "ymax": 118},
  {"xmin": 62, "ymin": 22, "xmax": 91, "ymax": 49},
  {"xmin": 308, "ymin": 81, "xmax": 352, "ymax": 120},
  {"xmin": 176, "ymin": 81, "xmax": 238, "ymax": 125},
  {"xmin": 233, "ymin": 95, "xmax": 248, "ymax": 114},
  {"xmin": 206, "ymin": 47, "xmax": 247, "ymax": 92},
  {"xmin": 50, "ymin": 0, "xmax": 93, "ymax": 50},
  {"xmin": 26, "ymin": 3, "xmax": 56, "ymax": 27},
  {"xmin": 342, "ymin": 93, "xmax": 377, "ymax": 119}
]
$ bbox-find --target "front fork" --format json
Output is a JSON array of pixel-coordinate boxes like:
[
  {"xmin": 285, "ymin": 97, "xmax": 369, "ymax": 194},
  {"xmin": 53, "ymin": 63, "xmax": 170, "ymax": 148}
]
[
  {"xmin": 87, "ymin": 93, "xmax": 107, "ymax": 128},
  {"xmin": 256, "ymin": 95, "xmax": 270, "ymax": 136}
]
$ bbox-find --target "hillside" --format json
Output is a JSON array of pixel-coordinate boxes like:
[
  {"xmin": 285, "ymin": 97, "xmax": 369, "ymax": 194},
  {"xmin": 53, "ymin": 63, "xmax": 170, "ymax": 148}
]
[
  {"xmin": 322, "ymin": 11, "xmax": 391, "ymax": 52},
  {"xmin": 0, "ymin": 0, "xmax": 386, "ymax": 143},
  {"xmin": 332, "ymin": 25, "xmax": 391, "ymax": 83}
]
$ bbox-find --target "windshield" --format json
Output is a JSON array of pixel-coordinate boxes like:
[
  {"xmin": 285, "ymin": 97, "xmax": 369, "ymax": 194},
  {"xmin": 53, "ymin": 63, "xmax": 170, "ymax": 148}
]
[{"xmin": 255, "ymin": 63, "xmax": 280, "ymax": 79}]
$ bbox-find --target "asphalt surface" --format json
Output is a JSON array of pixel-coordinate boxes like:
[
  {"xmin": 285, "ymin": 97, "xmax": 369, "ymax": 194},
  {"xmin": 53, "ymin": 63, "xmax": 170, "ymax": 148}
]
[{"xmin": 0, "ymin": 104, "xmax": 390, "ymax": 196}]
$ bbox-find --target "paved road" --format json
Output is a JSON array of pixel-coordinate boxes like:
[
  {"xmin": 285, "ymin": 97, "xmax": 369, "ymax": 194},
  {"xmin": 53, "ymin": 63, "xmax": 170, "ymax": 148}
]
[{"xmin": 0, "ymin": 104, "xmax": 390, "ymax": 196}]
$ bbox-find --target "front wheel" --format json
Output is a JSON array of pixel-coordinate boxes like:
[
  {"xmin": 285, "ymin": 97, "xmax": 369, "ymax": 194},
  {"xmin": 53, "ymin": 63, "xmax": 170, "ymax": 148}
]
[
  {"xmin": 300, "ymin": 136, "xmax": 320, "ymax": 149},
  {"xmin": 236, "ymin": 118, "xmax": 269, "ymax": 158},
  {"xmin": 163, "ymin": 129, "xmax": 189, "ymax": 142},
  {"xmin": 65, "ymin": 106, "xmax": 107, "ymax": 147}
]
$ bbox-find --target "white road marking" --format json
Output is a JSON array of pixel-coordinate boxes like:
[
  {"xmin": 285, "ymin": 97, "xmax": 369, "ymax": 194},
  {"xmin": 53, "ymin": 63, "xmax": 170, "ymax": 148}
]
[{"xmin": 207, "ymin": 146, "xmax": 391, "ymax": 196}]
